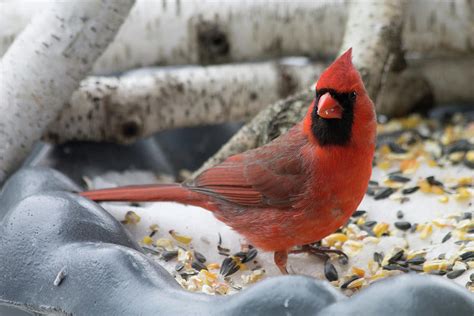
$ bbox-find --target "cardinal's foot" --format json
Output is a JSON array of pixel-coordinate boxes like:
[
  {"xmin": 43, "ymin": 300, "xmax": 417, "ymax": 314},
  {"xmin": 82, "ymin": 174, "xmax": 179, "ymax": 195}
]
[
  {"xmin": 274, "ymin": 250, "xmax": 289, "ymax": 274},
  {"xmin": 290, "ymin": 244, "xmax": 349, "ymax": 265}
]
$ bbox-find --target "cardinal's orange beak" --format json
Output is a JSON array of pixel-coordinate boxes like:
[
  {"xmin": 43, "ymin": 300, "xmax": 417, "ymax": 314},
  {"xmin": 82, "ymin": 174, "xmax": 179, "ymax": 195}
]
[{"xmin": 317, "ymin": 93, "xmax": 343, "ymax": 119}]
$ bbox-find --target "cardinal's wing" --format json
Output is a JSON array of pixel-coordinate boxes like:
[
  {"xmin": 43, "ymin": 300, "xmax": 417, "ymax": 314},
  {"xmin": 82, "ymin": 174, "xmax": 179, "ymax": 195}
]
[{"xmin": 190, "ymin": 125, "xmax": 310, "ymax": 208}]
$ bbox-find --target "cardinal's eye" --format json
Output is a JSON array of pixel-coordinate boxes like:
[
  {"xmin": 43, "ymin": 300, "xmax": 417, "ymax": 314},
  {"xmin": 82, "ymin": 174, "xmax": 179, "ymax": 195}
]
[{"xmin": 350, "ymin": 91, "xmax": 357, "ymax": 101}]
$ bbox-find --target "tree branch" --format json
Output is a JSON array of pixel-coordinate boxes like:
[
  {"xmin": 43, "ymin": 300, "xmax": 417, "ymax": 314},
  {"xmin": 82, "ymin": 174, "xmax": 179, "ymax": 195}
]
[
  {"xmin": 0, "ymin": 0, "xmax": 135, "ymax": 183},
  {"xmin": 44, "ymin": 61, "xmax": 325, "ymax": 144}
]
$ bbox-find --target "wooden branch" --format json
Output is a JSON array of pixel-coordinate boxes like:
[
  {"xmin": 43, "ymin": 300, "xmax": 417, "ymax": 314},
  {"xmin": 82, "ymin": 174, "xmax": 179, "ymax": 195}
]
[
  {"xmin": 44, "ymin": 61, "xmax": 325, "ymax": 144},
  {"xmin": 0, "ymin": 0, "xmax": 134, "ymax": 183}
]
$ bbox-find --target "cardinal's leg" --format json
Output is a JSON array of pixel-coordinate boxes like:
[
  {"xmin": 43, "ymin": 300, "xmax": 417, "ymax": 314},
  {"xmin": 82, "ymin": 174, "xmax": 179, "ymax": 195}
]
[
  {"xmin": 289, "ymin": 244, "xmax": 348, "ymax": 264},
  {"xmin": 274, "ymin": 250, "xmax": 289, "ymax": 274}
]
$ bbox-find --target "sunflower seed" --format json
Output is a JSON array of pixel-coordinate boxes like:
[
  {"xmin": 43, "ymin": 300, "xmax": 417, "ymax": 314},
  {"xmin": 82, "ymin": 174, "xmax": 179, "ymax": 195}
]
[
  {"xmin": 374, "ymin": 252, "xmax": 384, "ymax": 264},
  {"xmin": 383, "ymin": 264, "xmax": 409, "ymax": 273},
  {"xmin": 220, "ymin": 257, "xmax": 240, "ymax": 277},
  {"xmin": 402, "ymin": 186, "xmax": 419, "ymax": 195},
  {"xmin": 426, "ymin": 176, "xmax": 444, "ymax": 187},
  {"xmin": 192, "ymin": 260, "xmax": 207, "ymax": 271},
  {"xmin": 460, "ymin": 251, "xmax": 474, "ymax": 261},
  {"xmin": 389, "ymin": 174, "xmax": 411, "ymax": 183},
  {"xmin": 374, "ymin": 187, "xmax": 395, "ymax": 200},
  {"xmin": 324, "ymin": 260, "xmax": 338, "ymax": 282},
  {"xmin": 388, "ymin": 250, "xmax": 405, "ymax": 263},
  {"xmin": 194, "ymin": 251, "xmax": 207, "ymax": 263},
  {"xmin": 441, "ymin": 232, "xmax": 452, "ymax": 243},
  {"xmin": 394, "ymin": 221, "xmax": 412, "ymax": 231},
  {"xmin": 242, "ymin": 248, "xmax": 258, "ymax": 263},
  {"xmin": 162, "ymin": 250, "xmax": 178, "ymax": 261},
  {"xmin": 352, "ymin": 210, "xmax": 367, "ymax": 218},
  {"xmin": 407, "ymin": 256, "xmax": 426, "ymax": 265},
  {"xmin": 341, "ymin": 275, "xmax": 359, "ymax": 289},
  {"xmin": 396, "ymin": 210, "xmax": 404, "ymax": 219}
]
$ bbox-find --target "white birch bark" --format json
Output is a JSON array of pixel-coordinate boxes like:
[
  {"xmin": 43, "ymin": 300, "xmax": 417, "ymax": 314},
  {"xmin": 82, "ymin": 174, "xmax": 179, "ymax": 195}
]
[
  {"xmin": 2, "ymin": 0, "xmax": 472, "ymax": 75},
  {"xmin": 45, "ymin": 60, "xmax": 324, "ymax": 144},
  {"xmin": 0, "ymin": 0, "xmax": 134, "ymax": 183}
]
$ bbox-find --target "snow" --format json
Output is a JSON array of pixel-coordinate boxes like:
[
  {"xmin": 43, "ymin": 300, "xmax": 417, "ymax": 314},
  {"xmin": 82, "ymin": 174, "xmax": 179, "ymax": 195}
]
[{"xmin": 91, "ymin": 160, "xmax": 473, "ymax": 293}]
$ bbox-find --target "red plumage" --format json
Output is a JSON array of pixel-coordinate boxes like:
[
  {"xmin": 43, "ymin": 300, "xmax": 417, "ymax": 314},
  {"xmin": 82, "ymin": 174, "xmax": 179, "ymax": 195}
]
[{"xmin": 81, "ymin": 49, "xmax": 377, "ymax": 273}]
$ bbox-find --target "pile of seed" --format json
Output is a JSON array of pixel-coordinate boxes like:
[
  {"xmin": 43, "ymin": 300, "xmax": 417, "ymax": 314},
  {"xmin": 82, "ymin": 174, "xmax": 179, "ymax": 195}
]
[{"xmin": 121, "ymin": 113, "xmax": 472, "ymax": 295}]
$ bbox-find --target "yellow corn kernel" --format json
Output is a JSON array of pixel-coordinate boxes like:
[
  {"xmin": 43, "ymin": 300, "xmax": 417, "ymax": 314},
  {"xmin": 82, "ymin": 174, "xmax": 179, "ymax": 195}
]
[
  {"xmin": 438, "ymin": 195, "xmax": 449, "ymax": 203},
  {"xmin": 373, "ymin": 222, "xmax": 389, "ymax": 237},
  {"xmin": 377, "ymin": 160, "xmax": 391, "ymax": 170},
  {"xmin": 426, "ymin": 159, "xmax": 438, "ymax": 167},
  {"xmin": 431, "ymin": 186, "xmax": 444, "ymax": 195},
  {"xmin": 466, "ymin": 150, "xmax": 474, "ymax": 162},
  {"xmin": 418, "ymin": 180, "xmax": 431, "ymax": 193},
  {"xmin": 420, "ymin": 224, "xmax": 433, "ymax": 239},
  {"xmin": 206, "ymin": 263, "xmax": 220, "ymax": 270},
  {"xmin": 169, "ymin": 230, "xmax": 193, "ymax": 244},
  {"xmin": 322, "ymin": 233, "xmax": 348, "ymax": 247},
  {"xmin": 448, "ymin": 152, "xmax": 465, "ymax": 163},
  {"xmin": 406, "ymin": 250, "xmax": 427, "ymax": 260},
  {"xmin": 200, "ymin": 270, "xmax": 218, "ymax": 283},
  {"xmin": 432, "ymin": 218, "xmax": 449, "ymax": 228},
  {"xmin": 455, "ymin": 187, "xmax": 472, "ymax": 201},
  {"xmin": 356, "ymin": 217, "xmax": 366, "ymax": 226},
  {"xmin": 383, "ymin": 179, "xmax": 404, "ymax": 189},
  {"xmin": 352, "ymin": 266, "xmax": 366, "ymax": 278},
  {"xmin": 379, "ymin": 144, "xmax": 391, "ymax": 155},
  {"xmin": 155, "ymin": 238, "xmax": 174, "ymax": 250},
  {"xmin": 142, "ymin": 236, "xmax": 153, "ymax": 245},
  {"xmin": 400, "ymin": 159, "xmax": 420, "ymax": 174},
  {"xmin": 458, "ymin": 177, "xmax": 473, "ymax": 186},
  {"xmin": 423, "ymin": 260, "xmax": 448, "ymax": 272}
]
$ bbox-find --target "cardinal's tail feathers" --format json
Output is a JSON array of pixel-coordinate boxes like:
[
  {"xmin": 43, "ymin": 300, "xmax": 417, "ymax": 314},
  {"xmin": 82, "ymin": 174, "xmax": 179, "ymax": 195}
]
[{"xmin": 80, "ymin": 183, "xmax": 202, "ymax": 204}]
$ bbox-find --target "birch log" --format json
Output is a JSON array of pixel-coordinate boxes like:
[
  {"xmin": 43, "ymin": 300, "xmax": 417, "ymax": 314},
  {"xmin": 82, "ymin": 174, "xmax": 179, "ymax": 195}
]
[
  {"xmin": 45, "ymin": 60, "xmax": 324, "ymax": 144},
  {"xmin": 192, "ymin": 0, "xmax": 409, "ymax": 177},
  {"xmin": 1, "ymin": 0, "xmax": 472, "ymax": 75},
  {"xmin": 0, "ymin": 0, "xmax": 134, "ymax": 183}
]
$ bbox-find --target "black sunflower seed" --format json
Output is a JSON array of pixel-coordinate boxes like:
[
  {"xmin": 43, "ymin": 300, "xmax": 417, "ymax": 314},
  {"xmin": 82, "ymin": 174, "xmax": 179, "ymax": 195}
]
[
  {"xmin": 341, "ymin": 275, "xmax": 359, "ymax": 289},
  {"xmin": 220, "ymin": 257, "xmax": 240, "ymax": 277},
  {"xmin": 242, "ymin": 248, "xmax": 258, "ymax": 263},
  {"xmin": 438, "ymin": 253, "xmax": 446, "ymax": 260},
  {"xmin": 429, "ymin": 270, "xmax": 447, "ymax": 276},
  {"xmin": 442, "ymin": 232, "xmax": 452, "ymax": 243},
  {"xmin": 369, "ymin": 180, "xmax": 379, "ymax": 186},
  {"xmin": 407, "ymin": 256, "xmax": 426, "ymax": 265},
  {"xmin": 410, "ymin": 223, "xmax": 418, "ymax": 233},
  {"xmin": 373, "ymin": 252, "xmax": 384, "ymax": 265},
  {"xmin": 162, "ymin": 250, "xmax": 178, "ymax": 261},
  {"xmin": 426, "ymin": 176, "xmax": 444, "ymax": 187},
  {"xmin": 383, "ymin": 264, "xmax": 409, "ymax": 273},
  {"xmin": 409, "ymin": 265, "xmax": 424, "ymax": 272},
  {"xmin": 352, "ymin": 210, "xmax": 367, "ymax": 218},
  {"xmin": 365, "ymin": 220, "xmax": 377, "ymax": 227},
  {"xmin": 396, "ymin": 210, "xmax": 404, "ymax": 219},
  {"xmin": 394, "ymin": 221, "xmax": 412, "ymax": 231},
  {"xmin": 460, "ymin": 251, "xmax": 474, "ymax": 261},
  {"xmin": 194, "ymin": 251, "xmax": 207, "ymax": 263},
  {"xmin": 402, "ymin": 186, "xmax": 419, "ymax": 195},
  {"xmin": 374, "ymin": 187, "xmax": 395, "ymax": 200},
  {"xmin": 389, "ymin": 174, "xmax": 411, "ymax": 183},
  {"xmin": 470, "ymin": 273, "xmax": 474, "ymax": 282},
  {"xmin": 461, "ymin": 212, "xmax": 472, "ymax": 220},
  {"xmin": 447, "ymin": 269, "xmax": 466, "ymax": 279},
  {"xmin": 388, "ymin": 142, "xmax": 407, "ymax": 154},
  {"xmin": 388, "ymin": 250, "xmax": 405, "ymax": 264},
  {"xmin": 175, "ymin": 263, "xmax": 184, "ymax": 272},
  {"xmin": 324, "ymin": 261, "xmax": 338, "ymax": 282},
  {"xmin": 192, "ymin": 260, "xmax": 207, "ymax": 271},
  {"xmin": 366, "ymin": 187, "xmax": 377, "ymax": 196}
]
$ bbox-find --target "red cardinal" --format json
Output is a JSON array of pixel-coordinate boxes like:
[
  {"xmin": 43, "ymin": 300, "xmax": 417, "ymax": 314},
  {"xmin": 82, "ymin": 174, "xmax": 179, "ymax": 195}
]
[{"xmin": 81, "ymin": 49, "xmax": 376, "ymax": 274}]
